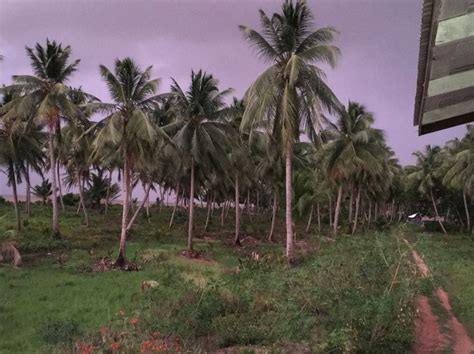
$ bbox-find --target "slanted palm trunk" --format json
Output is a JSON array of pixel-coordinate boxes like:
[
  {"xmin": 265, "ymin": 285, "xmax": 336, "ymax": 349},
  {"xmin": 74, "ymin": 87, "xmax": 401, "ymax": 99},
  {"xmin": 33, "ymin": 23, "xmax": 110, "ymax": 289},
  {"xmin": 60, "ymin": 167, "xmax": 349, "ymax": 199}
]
[
  {"xmin": 305, "ymin": 205, "xmax": 313, "ymax": 233},
  {"xmin": 126, "ymin": 182, "xmax": 151, "ymax": 231},
  {"xmin": 205, "ymin": 195, "xmax": 212, "ymax": 231},
  {"xmin": 48, "ymin": 125, "xmax": 60, "ymax": 237},
  {"xmin": 77, "ymin": 171, "xmax": 89, "ymax": 226},
  {"xmin": 116, "ymin": 155, "xmax": 131, "ymax": 267},
  {"xmin": 25, "ymin": 163, "xmax": 31, "ymax": 216},
  {"xmin": 187, "ymin": 160, "xmax": 195, "ymax": 251},
  {"xmin": 105, "ymin": 170, "xmax": 112, "ymax": 215},
  {"xmin": 333, "ymin": 185, "xmax": 343, "ymax": 237},
  {"xmin": 57, "ymin": 162, "xmax": 65, "ymax": 212},
  {"xmin": 463, "ymin": 190, "xmax": 471, "ymax": 234},
  {"xmin": 234, "ymin": 174, "xmax": 241, "ymax": 246},
  {"xmin": 352, "ymin": 187, "xmax": 361, "ymax": 235},
  {"xmin": 169, "ymin": 183, "xmax": 180, "ymax": 229},
  {"xmin": 430, "ymin": 187, "xmax": 447, "ymax": 234},
  {"xmin": 10, "ymin": 164, "xmax": 21, "ymax": 231},
  {"xmin": 285, "ymin": 149, "xmax": 294, "ymax": 261},
  {"xmin": 268, "ymin": 191, "xmax": 278, "ymax": 241}
]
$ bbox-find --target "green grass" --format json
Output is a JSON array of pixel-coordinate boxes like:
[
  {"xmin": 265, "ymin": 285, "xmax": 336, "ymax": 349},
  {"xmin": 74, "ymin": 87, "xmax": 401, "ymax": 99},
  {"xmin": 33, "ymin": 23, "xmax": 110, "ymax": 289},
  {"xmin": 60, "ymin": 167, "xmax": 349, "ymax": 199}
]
[{"xmin": 0, "ymin": 201, "xmax": 467, "ymax": 353}]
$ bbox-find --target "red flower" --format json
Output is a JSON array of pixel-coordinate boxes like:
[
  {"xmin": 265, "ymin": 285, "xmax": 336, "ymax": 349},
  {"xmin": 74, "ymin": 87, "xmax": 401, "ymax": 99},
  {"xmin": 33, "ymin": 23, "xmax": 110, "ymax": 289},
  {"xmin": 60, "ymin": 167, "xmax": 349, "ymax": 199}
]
[
  {"xmin": 110, "ymin": 342, "xmax": 120, "ymax": 350},
  {"xmin": 152, "ymin": 331, "xmax": 161, "ymax": 337},
  {"xmin": 129, "ymin": 317, "xmax": 139, "ymax": 325}
]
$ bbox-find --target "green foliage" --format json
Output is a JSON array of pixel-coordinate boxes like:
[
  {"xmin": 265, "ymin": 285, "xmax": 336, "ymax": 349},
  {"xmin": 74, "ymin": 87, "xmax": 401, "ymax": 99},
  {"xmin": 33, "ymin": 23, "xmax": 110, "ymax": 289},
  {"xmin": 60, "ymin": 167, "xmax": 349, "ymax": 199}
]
[
  {"xmin": 37, "ymin": 318, "xmax": 83, "ymax": 345},
  {"xmin": 62, "ymin": 193, "xmax": 80, "ymax": 207}
]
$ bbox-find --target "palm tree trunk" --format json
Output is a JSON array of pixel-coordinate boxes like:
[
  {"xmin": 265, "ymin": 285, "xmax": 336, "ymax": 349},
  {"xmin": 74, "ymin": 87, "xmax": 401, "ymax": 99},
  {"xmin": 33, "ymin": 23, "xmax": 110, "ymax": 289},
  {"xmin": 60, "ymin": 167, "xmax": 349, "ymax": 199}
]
[
  {"xmin": 256, "ymin": 189, "xmax": 260, "ymax": 214},
  {"xmin": 463, "ymin": 189, "xmax": 471, "ymax": 233},
  {"xmin": 105, "ymin": 169, "xmax": 112, "ymax": 215},
  {"xmin": 285, "ymin": 149, "xmax": 294, "ymax": 261},
  {"xmin": 48, "ymin": 126, "xmax": 60, "ymax": 237},
  {"xmin": 305, "ymin": 205, "xmax": 313, "ymax": 233},
  {"xmin": 25, "ymin": 163, "xmax": 31, "ymax": 216},
  {"xmin": 329, "ymin": 196, "xmax": 333, "ymax": 227},
  {"xmin": 205, "ymin": 195, "xmax": 212, "ymax": 231},
  {"xmin": 221, "ymin": 202, "xmax": 225, "ymax": 228},
  {"xmin": 268, "ymin": 191, "xmax": 278, "ymax": 241},
  {"xmin": 348, "ymin": 185, "xmax": 354, "ymax": 227},
  {"xmin": 368, "ymin": 200, "xmax": 372, "ymax": 228},
  {"xmin": 169, "ymin": 183, "xmax": 180, "ymax": 229},
  {"xmin": 352, "ymin": 187, "xmax": 361, "ymax": 235},
  {"xmin": 57, "ymin": 162, "xmax": 65, "ymax": 212},
  {"xmin": 126, "ymin": 182, "xmax": 151, "ymax": 231},
  {"xmin": 146, "ymin": 190, "xmax": 151, "ymax": 222},
  {"xmin": 333, "ymin": 185, "xmax": 343, "ymax": 237},
  {"xmin": 187, "ymin": 161, "xmax": 195, "ymax": 252},
  {"xmin": 430, "ymin": 187, "xmax": 447, "ymax": 234},
  {"xmin": 116, "ymin": 155, "xmax": 130, "ymax": 267},
  {"xmin": 317, "ymin": 203, "xmax": 321, "ymax": 233},
  {"xmin": 235, "ymin": 174, "xmax": 241, "ymax": 246},
  {"xmin": 11, "ymin": 165, "xmax": 21, "ymax": 231},
  {"xmin": 159, "ymin": 186, "xmax": 165, "ymax": 213},
  {"xmin": 389, "ymin": 199, "xmax": 395, "ymax": 223},
  {"xmin": 77, "ymin": 172, "xmax": 89, "ymax": 226}
]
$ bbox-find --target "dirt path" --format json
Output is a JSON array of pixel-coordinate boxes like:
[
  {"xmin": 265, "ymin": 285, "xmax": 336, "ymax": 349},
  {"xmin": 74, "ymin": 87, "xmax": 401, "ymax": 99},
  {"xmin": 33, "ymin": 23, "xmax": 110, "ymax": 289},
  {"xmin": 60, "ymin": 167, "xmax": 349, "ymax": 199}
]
[{"xmin": 406, "ymin": 240, "xmax": 474, "ymax": 354}]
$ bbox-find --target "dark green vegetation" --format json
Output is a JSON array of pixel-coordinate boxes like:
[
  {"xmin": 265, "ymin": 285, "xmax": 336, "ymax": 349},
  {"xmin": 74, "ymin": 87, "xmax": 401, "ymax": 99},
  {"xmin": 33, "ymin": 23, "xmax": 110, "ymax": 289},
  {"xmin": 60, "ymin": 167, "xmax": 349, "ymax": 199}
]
[{"xmin": 0, "ymin": 202, "xmax": 443, "ymax": 353}]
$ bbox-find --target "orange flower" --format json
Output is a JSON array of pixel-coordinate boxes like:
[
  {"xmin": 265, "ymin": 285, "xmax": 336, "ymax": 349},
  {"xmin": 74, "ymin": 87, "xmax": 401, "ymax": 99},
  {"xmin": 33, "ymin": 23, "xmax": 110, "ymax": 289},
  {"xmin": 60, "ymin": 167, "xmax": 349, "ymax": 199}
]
[
  {"xmin": 110, "ymin": 342, "xmax": 120, "ymax": 350},
  {"xmin": 117, "ymin": 309, "xmax": 125, "ymax": 316},
  {"xmin": 152, "ymin": 331, "xmax": 161, "ymax": 337},
  {"xmin": 129, "ymin": 317, "xmax": 139, "ymax": 325}
]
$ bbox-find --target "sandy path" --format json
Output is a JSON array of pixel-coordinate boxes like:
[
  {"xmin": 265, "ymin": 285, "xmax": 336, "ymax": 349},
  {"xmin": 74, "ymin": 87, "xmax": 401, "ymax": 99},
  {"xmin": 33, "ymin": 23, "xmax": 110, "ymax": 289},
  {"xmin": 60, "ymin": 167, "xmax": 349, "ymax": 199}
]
[{"xmin": 407, "ymin": 242, "xmax": 474, "ymax": 354}]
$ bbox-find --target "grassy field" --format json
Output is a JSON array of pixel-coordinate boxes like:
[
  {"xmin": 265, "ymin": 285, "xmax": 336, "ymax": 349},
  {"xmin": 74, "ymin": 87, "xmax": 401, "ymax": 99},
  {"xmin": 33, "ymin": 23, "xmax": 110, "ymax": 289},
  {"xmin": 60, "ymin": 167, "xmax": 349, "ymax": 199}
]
[{"xmin": 0, "ymin": 201, "xmax": 472, "ymax": 353}]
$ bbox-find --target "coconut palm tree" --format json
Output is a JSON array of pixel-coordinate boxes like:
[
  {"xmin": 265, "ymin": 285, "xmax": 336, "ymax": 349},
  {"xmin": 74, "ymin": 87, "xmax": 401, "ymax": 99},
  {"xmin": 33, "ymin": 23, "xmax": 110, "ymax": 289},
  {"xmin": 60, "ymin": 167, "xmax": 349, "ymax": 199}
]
[
  {"xmin": 92, "ymin": 57, "xmax": 167, "ymax": 267},
  {"xmin": 442, "ymin": 126, "xmax": 473, "ymax": 234},
  {"xmin": 32, "ymin": 179, "xmax": 52, "ymax": 205},
  {"xmin": 240, "ymin": 0, "xmax": 341, "ymax": 260},
  {"xmin": 323, "ymin": 101, "xmax": 384, "ymax": 236},
  {"xmin": 408, "ymin": 145, "xmax": 448, "ymax": 234},
  {"xmin": 0, "ymin": 39, "xmax": 83, "ymax": 237},
  {"xmin": 169, "ymin": 70, "xmax": 233, "ymax": 253},
  {"xmin": 0, "ymin": 118, "xmax": 44, "ymax": 230}
]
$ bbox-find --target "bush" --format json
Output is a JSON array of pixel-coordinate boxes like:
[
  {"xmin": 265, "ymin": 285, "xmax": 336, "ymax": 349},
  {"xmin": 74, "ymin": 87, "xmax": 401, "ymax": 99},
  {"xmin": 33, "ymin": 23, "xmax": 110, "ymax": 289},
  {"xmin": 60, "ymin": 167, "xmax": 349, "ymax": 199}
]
[
  {"xmin": 62, "ymin": 193, "xmax": 80, "ymax": 207},
  {"xmin": 37, "ymin": 318, "xmax": 83, "ymax": 345}
]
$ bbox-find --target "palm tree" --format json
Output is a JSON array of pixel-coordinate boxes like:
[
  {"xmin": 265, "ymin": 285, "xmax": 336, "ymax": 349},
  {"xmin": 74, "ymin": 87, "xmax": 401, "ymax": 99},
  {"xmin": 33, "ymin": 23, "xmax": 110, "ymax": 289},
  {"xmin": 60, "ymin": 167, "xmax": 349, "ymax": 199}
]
[
  {"xmin": 1, "ymin": 92, "xmax": 45, "ymax": 227},
  {"xmin": 92, "ymin": 58, "xmax": 166, "ymax": 267},
  {"xmin": 170, "ymin": 70, "xmax": 232, "ymax": 253},
  {"xmin": 0, "ymin": 39, "xmax": 82, "ymax": 237},
  {"xmin": 32, "ymin": 179, "xmax": 52, "ymax": 205},
  {"xmin": 323, "ymin": 101, "xmax": 384, "ymax": 236},
  {"xmin": 408, "ymin": 145, "xmax": 448, "ymax": 234},
  {"xmin": 240, "ymin": 0, "xmax": 341, "ymax": 260},
  {"xmin": 442, "ymin": 126, "xmax": 473, "ymax": 234}
]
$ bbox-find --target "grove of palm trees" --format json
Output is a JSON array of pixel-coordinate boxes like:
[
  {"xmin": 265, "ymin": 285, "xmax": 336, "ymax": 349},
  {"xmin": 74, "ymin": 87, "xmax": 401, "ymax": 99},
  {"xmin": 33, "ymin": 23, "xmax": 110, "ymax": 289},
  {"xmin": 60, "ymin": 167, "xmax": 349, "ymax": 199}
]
[{"xmin": 1, "ymin": 1, "xmax": 473, "ymax": 353}]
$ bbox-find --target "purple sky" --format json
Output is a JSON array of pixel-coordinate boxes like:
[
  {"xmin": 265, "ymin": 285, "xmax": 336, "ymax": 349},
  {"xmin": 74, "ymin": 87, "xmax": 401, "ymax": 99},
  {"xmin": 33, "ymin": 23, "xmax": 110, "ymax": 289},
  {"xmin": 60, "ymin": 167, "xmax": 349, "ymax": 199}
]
[{"xmin": 0, "ymin": 0, "xmax": 468, "ymax": 195}]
